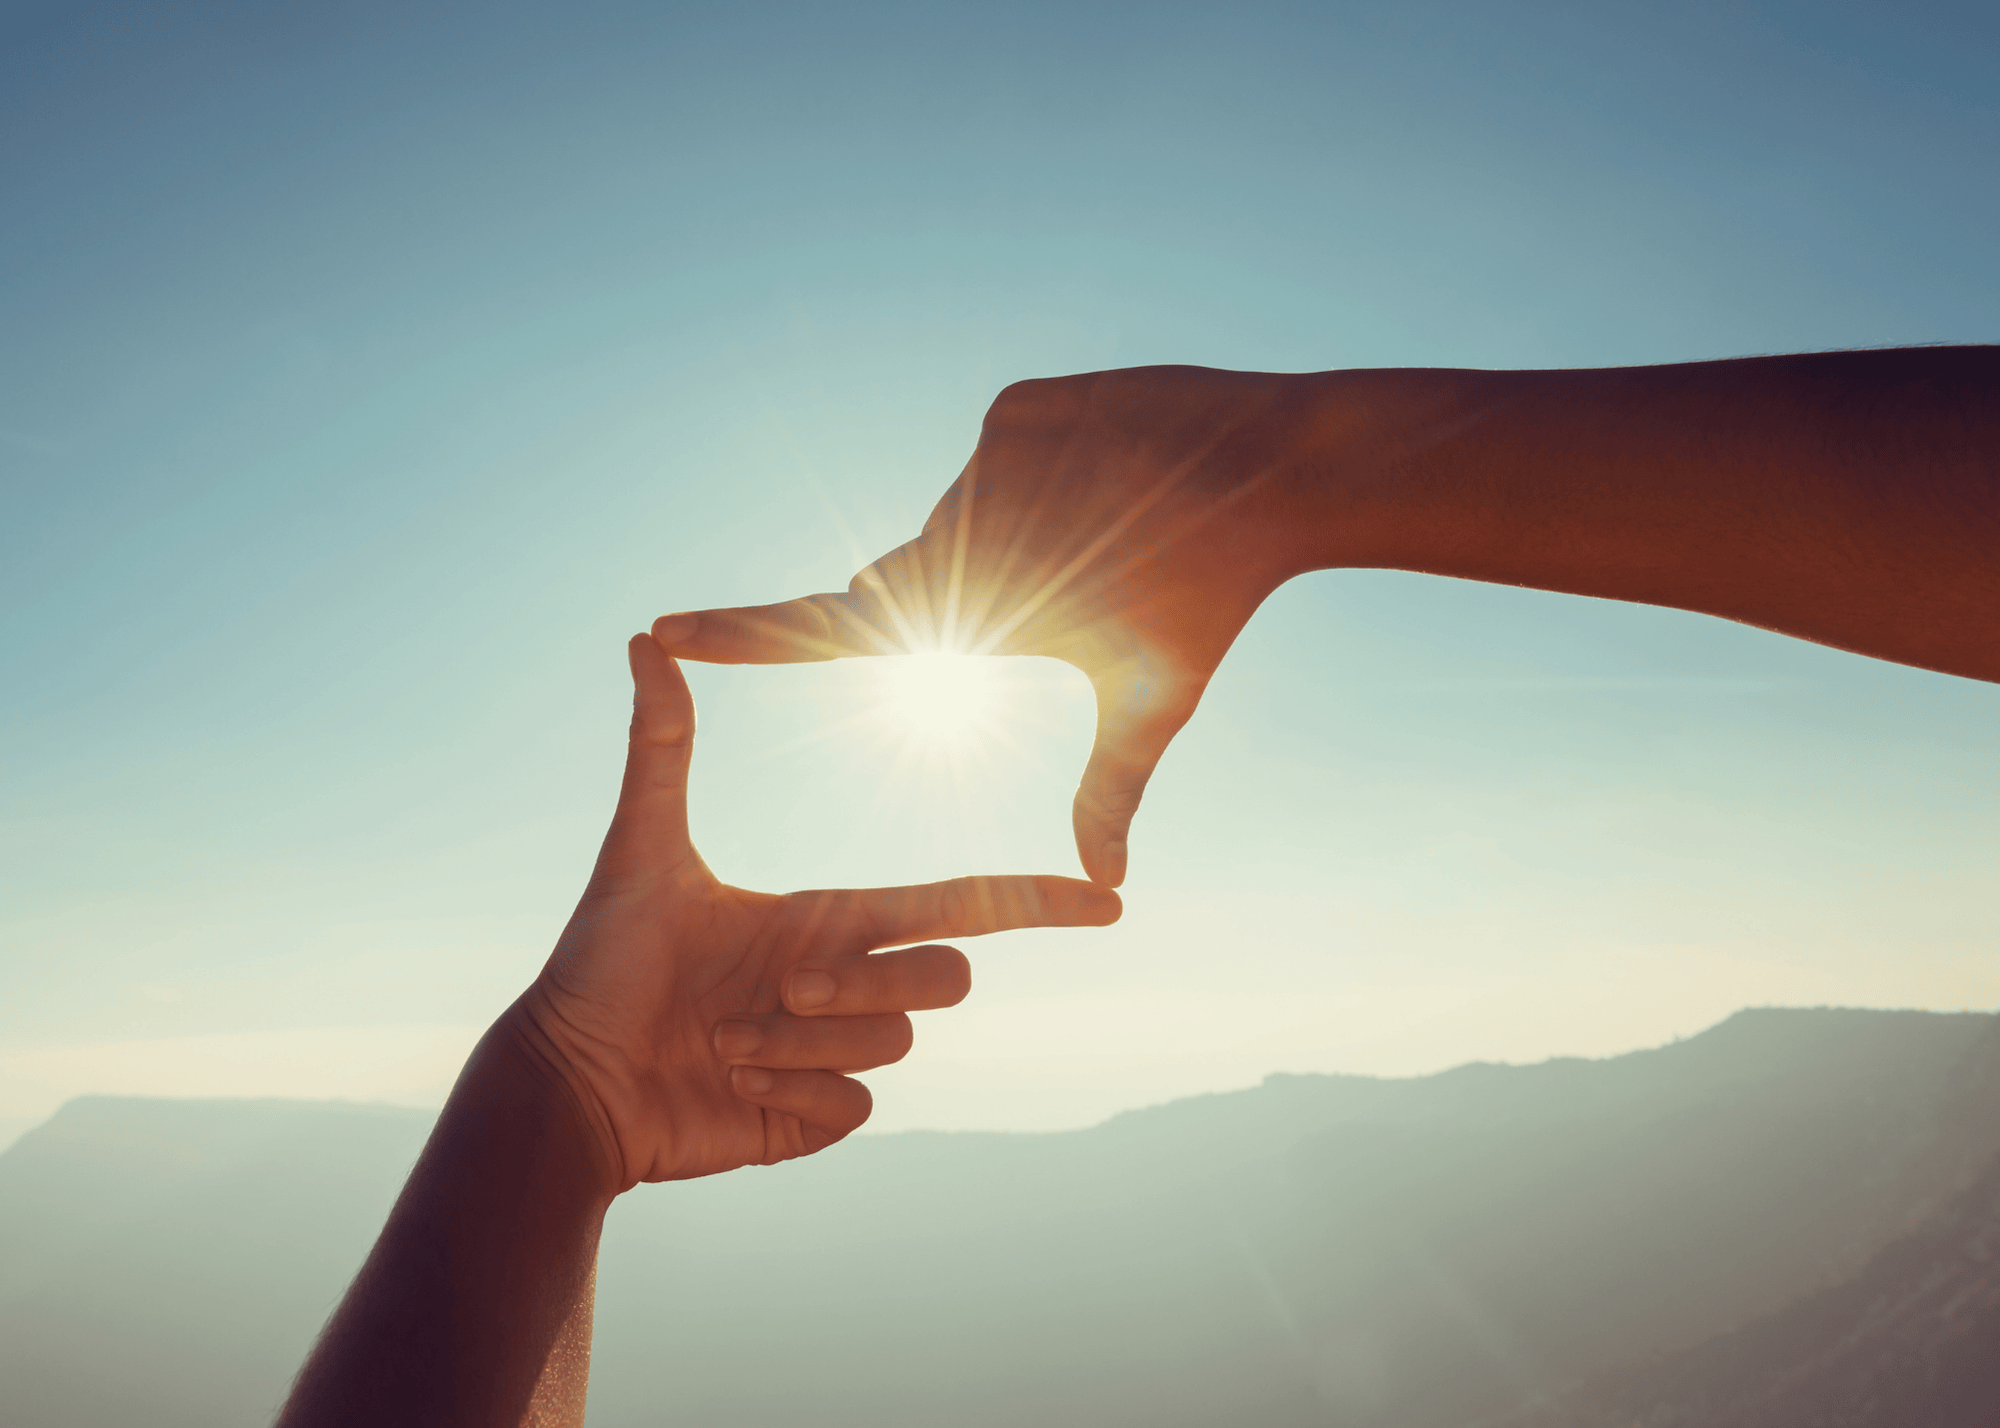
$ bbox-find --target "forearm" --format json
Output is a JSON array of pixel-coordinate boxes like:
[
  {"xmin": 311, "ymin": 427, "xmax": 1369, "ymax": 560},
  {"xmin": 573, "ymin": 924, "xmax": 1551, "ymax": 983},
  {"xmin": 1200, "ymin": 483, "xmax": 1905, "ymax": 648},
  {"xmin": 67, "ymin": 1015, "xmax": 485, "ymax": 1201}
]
[
  {"xmin": 277, "ymin": 1007, "xmax": 617, "ymax": 1428},
  {"xmin": 1285, "ymin": 348, "xmax": 2000, "ymax": 682}
]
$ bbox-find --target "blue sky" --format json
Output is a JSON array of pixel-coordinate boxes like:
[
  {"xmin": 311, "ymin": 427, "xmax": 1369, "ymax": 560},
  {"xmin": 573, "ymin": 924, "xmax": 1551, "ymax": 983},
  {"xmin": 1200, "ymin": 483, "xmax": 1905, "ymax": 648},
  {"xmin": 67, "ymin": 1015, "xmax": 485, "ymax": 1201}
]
[{"xmin": 3, "ymin": 0, "xmax": 1997, "ymax": 1147}]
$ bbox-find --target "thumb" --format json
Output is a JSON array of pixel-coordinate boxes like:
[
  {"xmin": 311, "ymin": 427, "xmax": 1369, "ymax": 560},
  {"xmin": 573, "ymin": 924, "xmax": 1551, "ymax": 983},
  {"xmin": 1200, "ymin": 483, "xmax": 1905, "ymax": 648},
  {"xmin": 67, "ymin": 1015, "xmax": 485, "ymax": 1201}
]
[
  {"xmin": 1070, "ymin": 683, "xmax": 1195, "ymax": 889},
  {"xmin": 604, "ymin": 633, "xmax": 698, "ymax": 873}
]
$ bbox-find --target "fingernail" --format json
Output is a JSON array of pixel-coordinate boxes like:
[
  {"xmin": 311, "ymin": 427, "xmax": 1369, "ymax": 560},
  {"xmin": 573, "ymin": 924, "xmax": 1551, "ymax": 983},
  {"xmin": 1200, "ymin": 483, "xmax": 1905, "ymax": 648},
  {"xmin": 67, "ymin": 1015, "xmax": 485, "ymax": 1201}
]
[
  {"xmin": 732, "ymin": 1065, "xmax": 774, "ymax": 1096},
  {"xmin": 787, "ymin": 969, "xmax": 836, "ymax": 1010},
  {"xmin": 713, "ymin": 1020, "xmax": 763, "ymax": 1061},
  {"xmin": 653, "ymin": 612, "xmax": 698, "ymax": 645}
]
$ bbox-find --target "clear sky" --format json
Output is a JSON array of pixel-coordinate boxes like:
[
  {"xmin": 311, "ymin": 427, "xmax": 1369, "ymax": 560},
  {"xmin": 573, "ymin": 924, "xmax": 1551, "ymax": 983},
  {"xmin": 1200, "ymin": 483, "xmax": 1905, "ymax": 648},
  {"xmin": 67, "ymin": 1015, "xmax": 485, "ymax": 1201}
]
[{"xmin": 4, "ymin": 0, "xmax": 1998, "ymax": 1149}]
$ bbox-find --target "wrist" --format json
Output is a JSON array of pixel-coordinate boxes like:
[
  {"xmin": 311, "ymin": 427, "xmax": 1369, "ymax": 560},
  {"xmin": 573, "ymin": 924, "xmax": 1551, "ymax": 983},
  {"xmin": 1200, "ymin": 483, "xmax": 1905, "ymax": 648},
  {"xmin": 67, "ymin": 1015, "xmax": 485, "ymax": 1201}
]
[
  {"xmin": 1272, "ymin": 365, "xmax": 1506, "ymax": 574},
  {"xmin": 480, "ymin": 995, "xmax": 631, "ymax": 1203}
]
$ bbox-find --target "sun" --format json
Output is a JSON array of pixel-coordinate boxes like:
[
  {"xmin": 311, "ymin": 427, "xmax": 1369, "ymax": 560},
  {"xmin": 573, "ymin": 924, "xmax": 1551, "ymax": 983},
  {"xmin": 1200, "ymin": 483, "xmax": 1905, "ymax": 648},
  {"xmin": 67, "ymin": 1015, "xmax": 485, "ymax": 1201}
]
[{"xmin": 872, "ymin": 652, "xmax": 1004, "ymax": 750}]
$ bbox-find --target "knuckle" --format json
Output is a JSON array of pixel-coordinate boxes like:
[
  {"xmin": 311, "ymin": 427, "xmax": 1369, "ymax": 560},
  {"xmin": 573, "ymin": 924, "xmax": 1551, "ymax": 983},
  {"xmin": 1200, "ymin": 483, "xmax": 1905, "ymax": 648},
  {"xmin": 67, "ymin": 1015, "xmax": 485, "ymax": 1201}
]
[
  {"xmin": 749, "ymin": 596, "xmax": 842, "ymax": 660},
  {"xmin": 629, "ymin": 697, "xmax": 694, "ymax": 747},
  {"xmin": 987, "ymin": 377, "xmax": 1046, "ymax": 417},
  {"xmin": 849, "ymin": 563, "xmax": 890, "ymax": 597},
  {"xmin": 985, "ymin": 374, "xmax": 1089, "ymax": 432},
  {"xmin": 784, "ymin": 889, "xmax": 844, "ymax": 940},
  {"xmin": 787, "ymin": 596, "xmax": 838, "ymax": 636},
  {"xmin": 936, "ymin": 879, "xmax": 969, "ymax": 933},
  {"xmin": 1078, "ymin": 781, "xmax": 1148, "ymax": 822},
  {"xmin": 990, "ymin": 880, "xmax": 1024, "ymax": 930}
]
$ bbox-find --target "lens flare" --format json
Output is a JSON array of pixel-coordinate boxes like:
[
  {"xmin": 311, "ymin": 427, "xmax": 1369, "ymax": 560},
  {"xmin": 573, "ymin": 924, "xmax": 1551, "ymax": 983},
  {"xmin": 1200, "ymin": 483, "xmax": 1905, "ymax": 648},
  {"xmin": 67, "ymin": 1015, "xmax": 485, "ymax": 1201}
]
[{"xmin": 873, "ymin": 652, "xmax": 1003, "ymax": 749}]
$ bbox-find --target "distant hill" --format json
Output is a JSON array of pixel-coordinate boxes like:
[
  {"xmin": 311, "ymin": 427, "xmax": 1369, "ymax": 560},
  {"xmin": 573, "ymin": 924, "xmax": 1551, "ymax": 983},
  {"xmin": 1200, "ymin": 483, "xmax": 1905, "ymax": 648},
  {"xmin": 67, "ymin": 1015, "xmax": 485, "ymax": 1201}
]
[
  {"xmin": 1500, "ymin": 1036, "xmax": 2000, "ymax": 1427},
  {"xmin": 3, "ymin": 1007, "xmax": 1998, "ymax": 1428},
  {"xmin": 0, "ymin": 1098, "xmax": 431, "ymax": 1428}
]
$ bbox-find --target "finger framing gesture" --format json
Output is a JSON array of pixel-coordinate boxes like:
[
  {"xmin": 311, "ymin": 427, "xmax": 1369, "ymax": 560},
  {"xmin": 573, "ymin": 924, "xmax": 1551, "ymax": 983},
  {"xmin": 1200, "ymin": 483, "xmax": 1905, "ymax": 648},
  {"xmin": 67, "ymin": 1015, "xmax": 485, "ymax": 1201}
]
[{"xmin": 517, "ymin": 633, "xmax": 1123, "ymax": 1191}]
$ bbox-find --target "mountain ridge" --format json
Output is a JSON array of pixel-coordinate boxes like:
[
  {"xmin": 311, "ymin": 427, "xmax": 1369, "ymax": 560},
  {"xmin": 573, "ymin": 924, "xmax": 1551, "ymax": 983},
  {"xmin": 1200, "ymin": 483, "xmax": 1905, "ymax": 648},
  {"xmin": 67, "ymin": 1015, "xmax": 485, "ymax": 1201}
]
[{"xmin": 4, "ymin": 1005, "xmax": 1997, "ymax": 1428}]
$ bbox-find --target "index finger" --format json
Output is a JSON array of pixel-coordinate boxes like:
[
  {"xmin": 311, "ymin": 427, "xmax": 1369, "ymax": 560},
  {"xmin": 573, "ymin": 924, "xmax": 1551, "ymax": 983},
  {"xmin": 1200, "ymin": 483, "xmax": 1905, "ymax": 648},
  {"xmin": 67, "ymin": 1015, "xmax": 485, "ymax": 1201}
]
[
  {"xmin": 656, "ymin": 527, "xmax": 978, "ymax": 664},
  {"xmin": 651, "ymin": 594, "xmax": 876, "ymax": 665},
  {"xmin": 834, "ymin": 874, "xmax": 1122, "ymax": 948}
]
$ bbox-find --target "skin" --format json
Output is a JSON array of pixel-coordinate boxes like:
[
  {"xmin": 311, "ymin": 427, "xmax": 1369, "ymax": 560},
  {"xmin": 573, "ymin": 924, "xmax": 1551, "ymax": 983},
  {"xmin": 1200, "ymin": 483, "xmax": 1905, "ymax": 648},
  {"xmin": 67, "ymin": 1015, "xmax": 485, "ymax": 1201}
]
[
  {"xmin": 275, "ymin": 635, "xmax": 1121, "ymax": 1428},
  {"xmin": 652, "ymin": 346, "xmax": 2000, "ymax": 886}
]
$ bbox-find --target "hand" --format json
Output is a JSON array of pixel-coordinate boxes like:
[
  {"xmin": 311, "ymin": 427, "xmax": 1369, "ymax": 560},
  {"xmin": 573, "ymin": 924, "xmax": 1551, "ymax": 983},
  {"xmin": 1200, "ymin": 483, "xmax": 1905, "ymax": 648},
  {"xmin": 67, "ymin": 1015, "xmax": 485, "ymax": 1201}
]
[
  {"xmin": 650, "ymin": 366, "xmax": 1319, "ymax": 887},
  {"xmin": 514, "ymin": 633, "xmax": 1122, "ymax": 1194}
]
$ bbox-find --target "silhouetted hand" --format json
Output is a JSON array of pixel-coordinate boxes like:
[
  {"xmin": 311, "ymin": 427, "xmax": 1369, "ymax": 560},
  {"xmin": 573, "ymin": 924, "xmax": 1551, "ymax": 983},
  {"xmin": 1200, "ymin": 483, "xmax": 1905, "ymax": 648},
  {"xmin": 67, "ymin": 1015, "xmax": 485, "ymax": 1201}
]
[
  {"xmin": 515, "ymin": 633, "xmax": 1124, "ymax": 1192},
  {"xmin": 651, "ymin": 367, "xmax": 1317, "ymax": 887},
  {"xmin": 654, "ymin": 350, "xmax": 2000, "ymax": 889}
]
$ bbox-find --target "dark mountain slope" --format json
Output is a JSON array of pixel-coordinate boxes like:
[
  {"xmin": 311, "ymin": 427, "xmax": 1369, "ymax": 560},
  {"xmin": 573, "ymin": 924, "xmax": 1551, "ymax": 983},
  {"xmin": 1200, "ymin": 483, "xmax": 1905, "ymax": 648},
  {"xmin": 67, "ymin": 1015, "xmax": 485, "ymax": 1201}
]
[
  {"xmin": 581, "ymin": 1008, "xmax": 2000, "ymax": 1428},
  {"xmin": 2, "ymin": 1008, "xmax": 1997, "ymax": 1428},
  {"xmin": 1504, "ymin": 1138, "xmax": 2000, "ymax": 1428},
  {"xmin": 1223, "ymin": 1010, "xmax": 2000, "ymax": 1427}
]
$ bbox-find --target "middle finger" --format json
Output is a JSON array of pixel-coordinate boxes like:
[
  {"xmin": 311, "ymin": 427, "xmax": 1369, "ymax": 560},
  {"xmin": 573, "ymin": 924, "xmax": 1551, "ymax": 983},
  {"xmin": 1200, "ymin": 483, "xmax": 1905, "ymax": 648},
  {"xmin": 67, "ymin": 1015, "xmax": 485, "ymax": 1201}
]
[
  {"xmin": 784, "ymin": 943, "xmax": 973, "ymax": 1017},
  {"xmin": 712, "ymin": 1011, "xmax": 914, "ymax": 1073}
]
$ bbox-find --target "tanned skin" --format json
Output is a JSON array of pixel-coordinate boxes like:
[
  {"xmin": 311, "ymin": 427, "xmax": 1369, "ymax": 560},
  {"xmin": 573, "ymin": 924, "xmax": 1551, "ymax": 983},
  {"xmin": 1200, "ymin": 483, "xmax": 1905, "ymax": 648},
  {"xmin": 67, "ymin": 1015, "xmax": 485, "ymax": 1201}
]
[
  {"xmin": 274, "ymin": 636, "xmax": 1120, "ymax": 1428},
  {"xmin": 654, "ymin": 348, "xmax": 2000, "ymax": 886}
]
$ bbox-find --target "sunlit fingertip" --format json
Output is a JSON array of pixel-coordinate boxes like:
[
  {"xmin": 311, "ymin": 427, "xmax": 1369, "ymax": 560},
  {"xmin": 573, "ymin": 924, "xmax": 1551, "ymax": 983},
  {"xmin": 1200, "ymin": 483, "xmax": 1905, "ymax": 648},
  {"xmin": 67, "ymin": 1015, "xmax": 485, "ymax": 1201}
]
[
  {"xmin": 833, "ymin": 1075, "xmax": 875, "ymax": 1130},
  {"xmin": 1037, "ymin": 873, "xmax": 1123, "ymax": 921},
  {"xmin": 937, "ymin": 946, "xmax": 973, "ymax": 1005},
  {"xmin": 1099, "ymin": 840, "xmax": 1128, "ymax": 891},
  {"xmin": 653, "ymin": 612, "xmax": 698, "ymax": 645}
]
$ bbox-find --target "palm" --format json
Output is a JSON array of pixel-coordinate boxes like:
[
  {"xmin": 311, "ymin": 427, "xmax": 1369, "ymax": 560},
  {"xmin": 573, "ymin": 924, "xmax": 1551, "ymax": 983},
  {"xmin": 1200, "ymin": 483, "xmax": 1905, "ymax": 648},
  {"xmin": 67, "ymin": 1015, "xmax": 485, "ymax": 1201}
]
[
  {"xmin": 522, "ymin": 637, "xmax": 1120, "ymax": 1191},
  {"xmin": 557, "ymin": 883, "xmax": 852, "ymax": 1184},
  {"xmin": 545, "ymin": 883, "xmax": 783, "ymax": 1183}
]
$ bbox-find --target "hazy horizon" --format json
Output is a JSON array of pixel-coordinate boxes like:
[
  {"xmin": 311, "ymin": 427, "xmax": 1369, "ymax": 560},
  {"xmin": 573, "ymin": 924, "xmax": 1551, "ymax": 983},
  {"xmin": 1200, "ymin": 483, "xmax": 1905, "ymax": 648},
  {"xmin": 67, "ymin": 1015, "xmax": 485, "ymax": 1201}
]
[
  {"xmin": 0, "ymin": 998, "xmax": 1906, "ymax": 1155},
  {"xmin": 5, "ymin": 1, "xmax": 1999, "ymax": 1151},
  {"xmin": 12, "ymin": 1005, "xmax": 2000, "ymax": 1427}
]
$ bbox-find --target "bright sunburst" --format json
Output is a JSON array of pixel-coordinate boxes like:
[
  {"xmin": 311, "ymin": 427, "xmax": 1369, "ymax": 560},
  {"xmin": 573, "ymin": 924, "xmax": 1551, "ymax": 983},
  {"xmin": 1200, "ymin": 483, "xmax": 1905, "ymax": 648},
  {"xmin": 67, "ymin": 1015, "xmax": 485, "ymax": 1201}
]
[{"xmin": 872, "ymin": 652, "xmax": 1005, "ymax": 750}]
